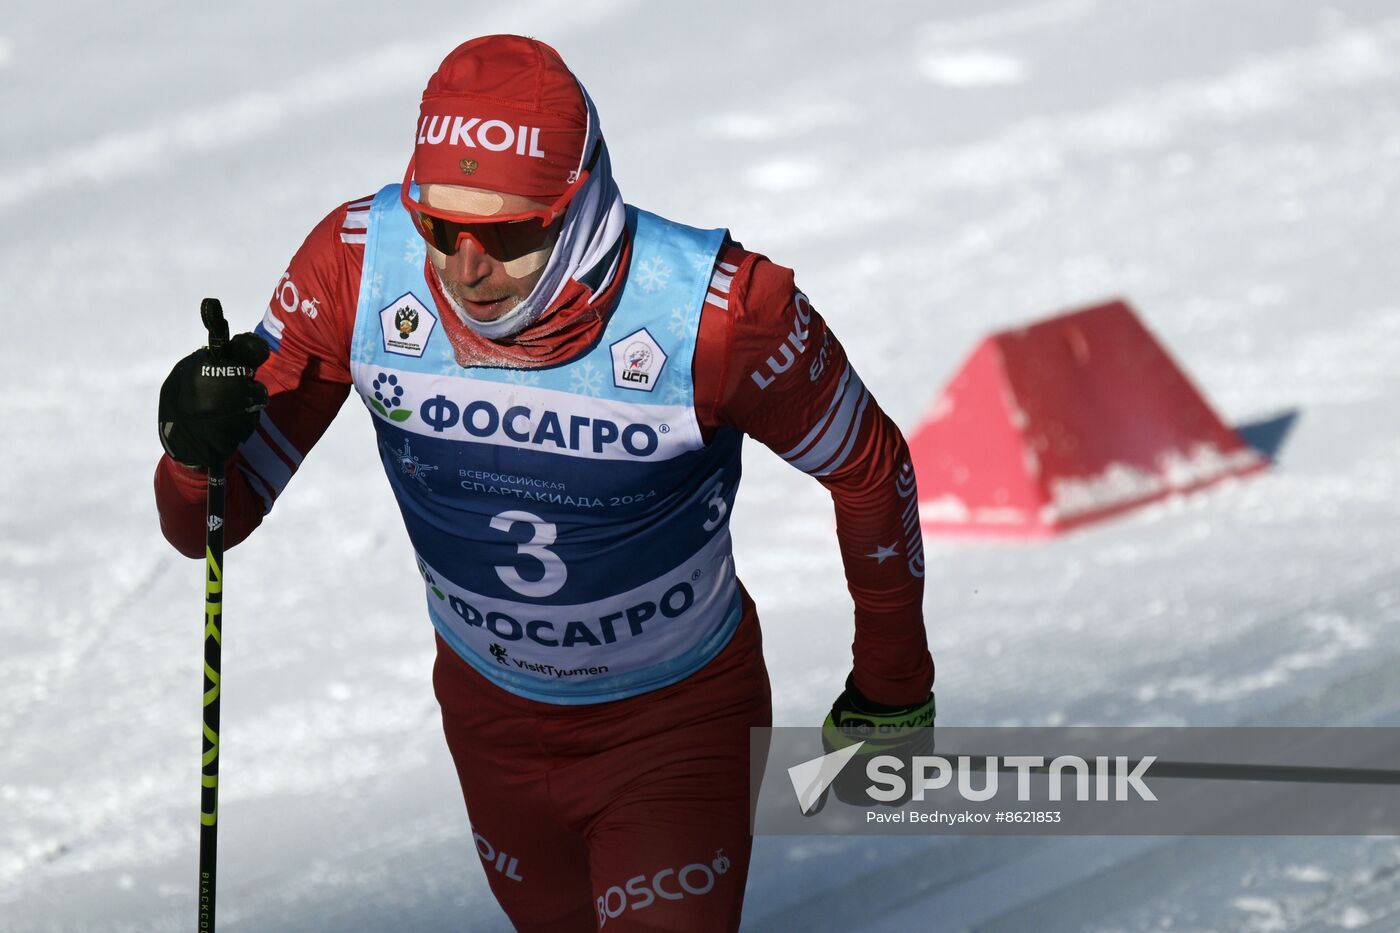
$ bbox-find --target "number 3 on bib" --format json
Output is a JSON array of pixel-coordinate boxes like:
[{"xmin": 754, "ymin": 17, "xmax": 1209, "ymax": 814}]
[
  {"xmin": 702, "ymin": 480, "xmax": 727, "ymax": 532},
  {"xmin": 490, "ymin": 510, "xmax": 567, "ymax": 598}
]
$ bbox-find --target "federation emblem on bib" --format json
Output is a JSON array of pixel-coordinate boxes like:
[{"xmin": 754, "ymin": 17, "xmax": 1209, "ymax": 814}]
[
  {"xmin": 610, "ymin": 327, "xmax": 667, "ymax": 392},
  {"xmin": 380, "ymin": 292, "xmax": 437, "ymax": 358}
]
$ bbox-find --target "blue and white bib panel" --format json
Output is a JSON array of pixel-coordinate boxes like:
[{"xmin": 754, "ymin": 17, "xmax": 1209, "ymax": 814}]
[{"xmin": 349, "ymin": 184, "xmax": 743, "ymax": 704}]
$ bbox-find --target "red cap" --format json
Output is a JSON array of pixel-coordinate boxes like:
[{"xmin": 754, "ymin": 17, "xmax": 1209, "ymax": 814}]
[{"xmin": 411, "ymin": 35, "xmax": 589, "ymax": 200}]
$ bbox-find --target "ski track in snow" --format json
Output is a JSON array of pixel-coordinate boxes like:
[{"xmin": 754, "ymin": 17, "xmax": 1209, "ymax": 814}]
[{"xmin": 4, "ymin": 1, "xmax": 1400, "ymax": 930}]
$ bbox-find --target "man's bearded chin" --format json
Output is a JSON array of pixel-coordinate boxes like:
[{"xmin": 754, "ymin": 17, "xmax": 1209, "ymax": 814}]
[{"xmin": 430, "ymin": 241, "xmax": 559, "ymax": 335}]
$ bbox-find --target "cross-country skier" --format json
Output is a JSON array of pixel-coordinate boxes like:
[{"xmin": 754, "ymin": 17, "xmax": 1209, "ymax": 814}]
[{"xmin": 155, "ymin": 34, "xmax": 935, "ymax": 932}]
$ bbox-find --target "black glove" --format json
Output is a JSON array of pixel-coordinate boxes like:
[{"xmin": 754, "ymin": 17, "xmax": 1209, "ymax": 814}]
[
  {"xmin": 158, "ymin": 332, "xmax": 270, "ymax": 469},
  {"xmin": 815, "ymin": 674, "xmax": 936, "ymax": 811}
]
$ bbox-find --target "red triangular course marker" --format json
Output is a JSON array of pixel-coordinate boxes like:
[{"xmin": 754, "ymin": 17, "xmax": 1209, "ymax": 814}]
[{"xmin": 908, "ymin": 299, "xmax": 1267, "ymax": 537}]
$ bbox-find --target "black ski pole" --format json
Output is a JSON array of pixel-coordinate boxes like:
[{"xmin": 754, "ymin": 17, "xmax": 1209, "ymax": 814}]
[{"xmin": 198, "ymin": 297, "xmax": 229, "ymax": 932}]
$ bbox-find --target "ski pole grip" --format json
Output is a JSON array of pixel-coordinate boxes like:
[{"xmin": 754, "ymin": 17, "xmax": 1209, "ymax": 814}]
[{"xmin": 201, "ymin": 297, "xmax": 229, "ymax": 362}]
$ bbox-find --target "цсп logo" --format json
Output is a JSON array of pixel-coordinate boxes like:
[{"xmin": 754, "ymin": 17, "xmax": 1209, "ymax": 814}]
[
  {"xmin": 625, "ymin": 343, "xmax": 652, "ymax": 373},
  {"xmin": 610, "ymin": 328, "xmax": 667, "ymax": 393}
]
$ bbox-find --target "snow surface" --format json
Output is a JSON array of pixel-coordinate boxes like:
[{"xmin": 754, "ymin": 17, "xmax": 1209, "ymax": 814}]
[{"xmin": 3, "ymin": 0, "xmax": 1400, "ymax": 930}]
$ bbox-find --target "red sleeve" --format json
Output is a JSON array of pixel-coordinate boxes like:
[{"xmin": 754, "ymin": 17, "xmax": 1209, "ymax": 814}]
[
  {"xmin": 153, "ymin": 196, "xmax": 370, "ymax": 558},
  {"xmin": 695, "ymin": 245, "xmax": 934, "ymax": 707}
]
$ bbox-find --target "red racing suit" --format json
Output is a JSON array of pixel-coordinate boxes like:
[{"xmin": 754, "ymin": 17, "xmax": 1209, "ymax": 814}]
[{"xmin": 154, "ymin": 196, "xmax": 934, "ymax": 931}]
